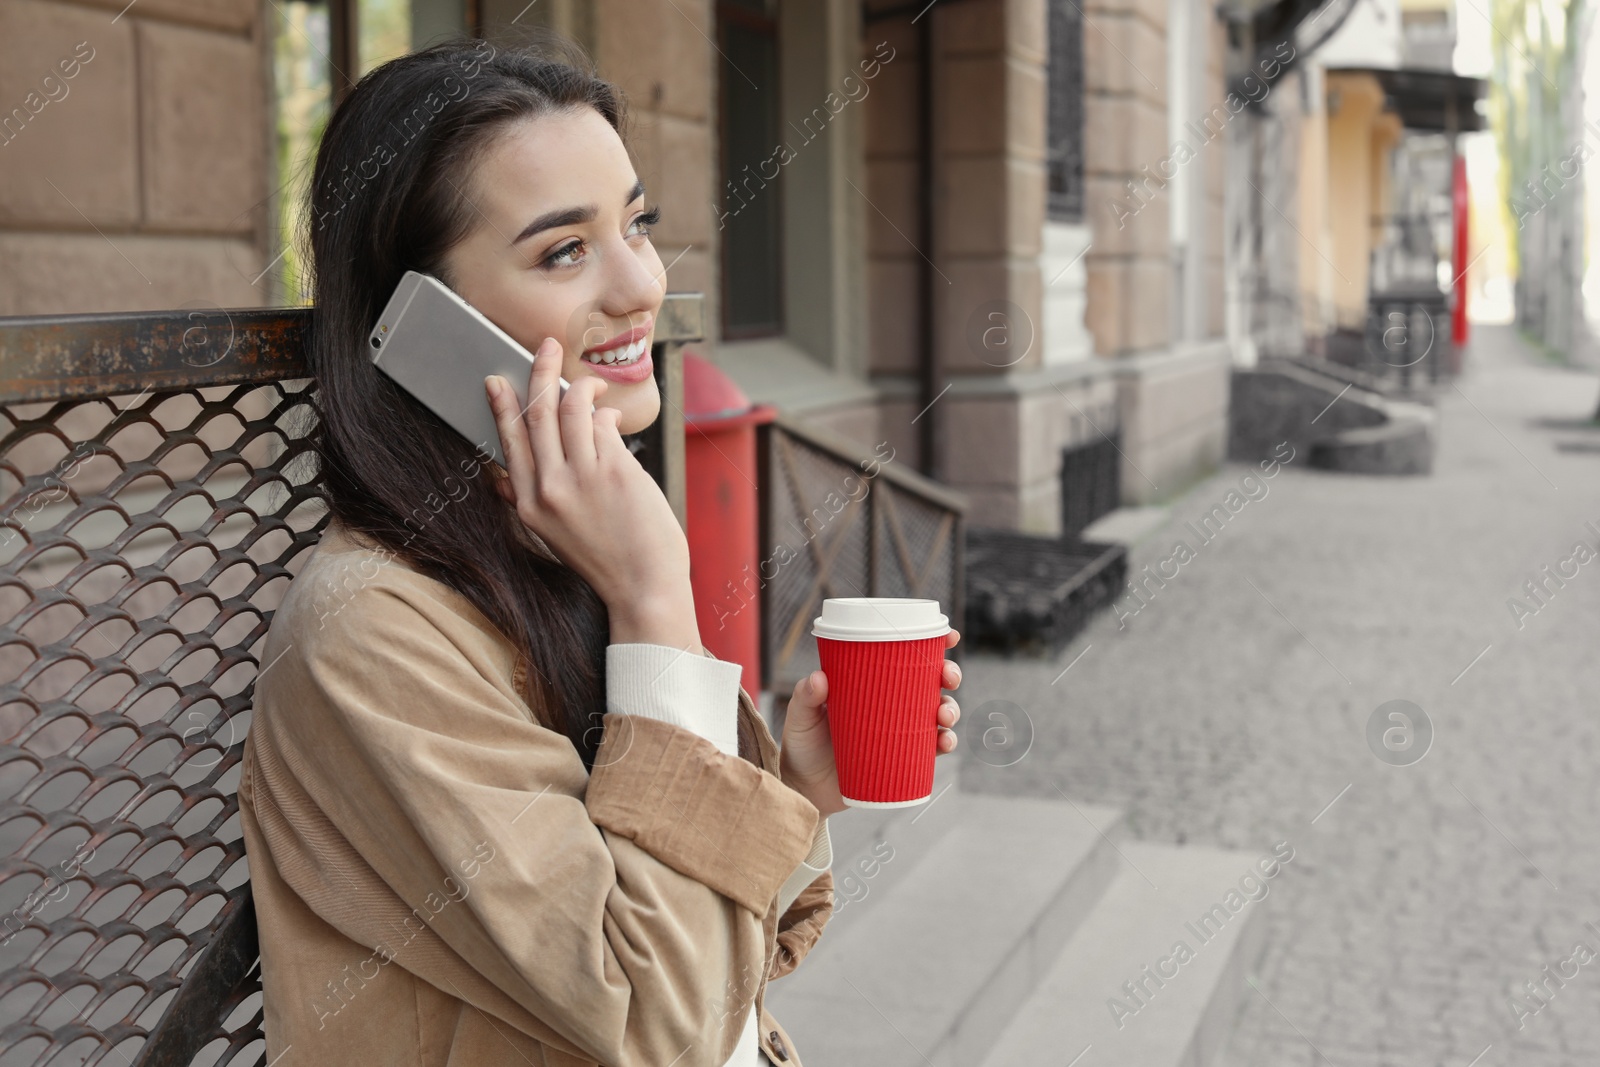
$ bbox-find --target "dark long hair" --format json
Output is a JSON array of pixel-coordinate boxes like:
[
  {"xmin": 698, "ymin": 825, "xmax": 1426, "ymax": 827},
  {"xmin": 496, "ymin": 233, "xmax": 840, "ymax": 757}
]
[{"xmin": 301, "ymin": 35, "xmax": 623, "ymax": 770}]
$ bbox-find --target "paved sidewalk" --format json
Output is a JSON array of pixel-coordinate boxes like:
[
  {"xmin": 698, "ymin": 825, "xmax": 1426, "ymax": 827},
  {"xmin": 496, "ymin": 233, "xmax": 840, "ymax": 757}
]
[{"xmin": 956, "ymin": 326, "xmax": 1600, "ymax": 1067}]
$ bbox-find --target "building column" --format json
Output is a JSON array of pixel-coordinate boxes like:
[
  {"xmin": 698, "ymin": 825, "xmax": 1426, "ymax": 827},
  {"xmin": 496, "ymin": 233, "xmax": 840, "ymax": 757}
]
[
  {"xmin": 1083, "ymin": 0, "xmax": 1169, "ymax": 358},
  {"xmin": 930, "ymin": 0, "xmax": 1109, "ymax": 536},
  {"xmin": 1082, "ymin": 0, "xmax": 1231, "ymax": 505}
]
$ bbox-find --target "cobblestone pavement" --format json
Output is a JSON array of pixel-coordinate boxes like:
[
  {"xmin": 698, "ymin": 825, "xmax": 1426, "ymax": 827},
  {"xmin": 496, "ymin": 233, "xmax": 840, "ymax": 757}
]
[{"xmin": 956, "ymin": 327, "xmax": 1600, "ymax": 1067}]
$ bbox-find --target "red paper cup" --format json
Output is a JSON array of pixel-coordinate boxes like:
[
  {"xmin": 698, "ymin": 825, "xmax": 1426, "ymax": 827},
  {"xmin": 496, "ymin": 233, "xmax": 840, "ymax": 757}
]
[{"xmin": 812, "ymin": 598, "xmax": 950, "ymax": 807}]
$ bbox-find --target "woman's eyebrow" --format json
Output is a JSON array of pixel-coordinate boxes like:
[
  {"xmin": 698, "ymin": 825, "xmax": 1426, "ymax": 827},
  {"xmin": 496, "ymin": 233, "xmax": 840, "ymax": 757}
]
[
  {"xmin": 512, "ymin": 206, "xmax": 593, "ymax": 245},
  {"xmin": 511, "ymin": 180, "xmax": 648, "ymax": 246}
]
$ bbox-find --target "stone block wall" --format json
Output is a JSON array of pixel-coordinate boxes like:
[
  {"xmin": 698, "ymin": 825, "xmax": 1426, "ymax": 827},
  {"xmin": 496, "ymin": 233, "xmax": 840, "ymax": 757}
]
[
  {"xmin": 594, "ymin": 0, "xmax": 714, "ymax": 318},
  {"xmin": 853, "ymin": 0, "xmax": 1188, "ymax": 534},
  {"xmin": 935, "ymin": 0, "xmax": 1046, "ymax": 378},
  {"xmin": 863, "ymin": 15, "xmax": 924, "ymax": 390},
  {"xmin": 0, "ymin": 0, "xmax": 270, "ymax": 315},
  {"xmin": 943, "ymin": 370, "xmax": 1119, "ymax": 531},
  {"xmin": 931, "ymin": 0, "xmax": 1076, "ymax": 534},
  {"xmin": 1115, "ymin": 344, "xmax": 1230, "ymax": 501}
]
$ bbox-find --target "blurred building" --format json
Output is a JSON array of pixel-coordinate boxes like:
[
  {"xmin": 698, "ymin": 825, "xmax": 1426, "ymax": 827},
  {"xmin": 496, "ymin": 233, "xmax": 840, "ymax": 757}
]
[
  {"xmin": 0, "ymin": 0, "xmax": 1261, "ymax": 528},
  {"xmin": 1226, "ymin": 0, "xmax": 1485, "ymax": 374}
]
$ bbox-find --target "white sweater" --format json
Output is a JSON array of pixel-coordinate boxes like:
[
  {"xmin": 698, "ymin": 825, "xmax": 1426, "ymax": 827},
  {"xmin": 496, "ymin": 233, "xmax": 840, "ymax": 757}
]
[{"xmin": 606, "ymin": 644, "xmax": 832, "ymax": 1067}]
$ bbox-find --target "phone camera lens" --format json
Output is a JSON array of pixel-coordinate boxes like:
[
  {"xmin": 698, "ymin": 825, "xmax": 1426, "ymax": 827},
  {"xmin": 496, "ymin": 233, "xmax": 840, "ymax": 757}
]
[{"xmin": 370, "ymin": 336, "xmax": 382, "ymax": 349}]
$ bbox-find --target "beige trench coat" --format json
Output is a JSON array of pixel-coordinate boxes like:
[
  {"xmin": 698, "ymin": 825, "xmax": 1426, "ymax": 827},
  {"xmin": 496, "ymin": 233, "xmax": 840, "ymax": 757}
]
[{"xmin": 239, "ymin": 525, "xmax": 834, "ymax": 1066}]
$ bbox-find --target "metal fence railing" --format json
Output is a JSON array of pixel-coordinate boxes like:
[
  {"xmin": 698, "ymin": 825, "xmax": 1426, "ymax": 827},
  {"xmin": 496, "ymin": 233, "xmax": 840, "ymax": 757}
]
[
  {"xmin": 756, "ymin": 414, "xmax": 966, "ymax": 705},
  {"xmin": 1251, "ymin": 283, "xmax": 1453, "ymax": 390}
]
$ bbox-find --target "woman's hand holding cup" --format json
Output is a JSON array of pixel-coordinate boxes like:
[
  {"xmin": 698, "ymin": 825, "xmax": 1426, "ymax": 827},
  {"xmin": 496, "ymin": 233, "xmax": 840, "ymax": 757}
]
[{"xmin": 780, "ymin": 628, "xmax": 962, "ymax": 817}]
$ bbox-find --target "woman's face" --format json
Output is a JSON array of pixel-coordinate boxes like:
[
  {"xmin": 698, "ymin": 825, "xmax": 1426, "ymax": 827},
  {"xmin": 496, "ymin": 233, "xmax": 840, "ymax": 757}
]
[{"xmin": 441, "ymin": 107, "xmax": 665, "ymax": 435}]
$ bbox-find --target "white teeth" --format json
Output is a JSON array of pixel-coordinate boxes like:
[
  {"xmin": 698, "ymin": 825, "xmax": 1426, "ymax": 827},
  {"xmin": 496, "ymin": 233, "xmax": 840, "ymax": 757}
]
[{"xmin": 582, "ymin": 336, "xmax": 647, "ymax": 367}]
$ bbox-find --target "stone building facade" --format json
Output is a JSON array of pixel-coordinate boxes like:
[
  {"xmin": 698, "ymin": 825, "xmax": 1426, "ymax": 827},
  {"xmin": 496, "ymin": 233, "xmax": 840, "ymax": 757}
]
[{"xmin": 0, "ymin": 0, "xmax": 1240, "ymax": 529}]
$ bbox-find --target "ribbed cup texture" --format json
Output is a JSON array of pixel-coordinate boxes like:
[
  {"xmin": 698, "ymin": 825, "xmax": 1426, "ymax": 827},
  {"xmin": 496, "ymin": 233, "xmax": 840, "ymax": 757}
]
[{"xmin": 817, "ymin": 635, "xmax": 947, "ymax": 804}]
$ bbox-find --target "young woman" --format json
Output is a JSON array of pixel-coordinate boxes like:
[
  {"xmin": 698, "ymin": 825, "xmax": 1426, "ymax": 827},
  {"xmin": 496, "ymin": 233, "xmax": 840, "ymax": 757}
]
[{"xmin": 238, "ymin": 35, "xmax": 963, "ymax": 1067}]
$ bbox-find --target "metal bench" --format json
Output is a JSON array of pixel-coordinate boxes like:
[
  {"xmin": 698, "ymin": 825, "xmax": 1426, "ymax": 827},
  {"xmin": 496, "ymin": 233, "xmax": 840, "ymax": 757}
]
[{"xmin": 0, "ymin": 296, "xmax": 701, "ymax": 1067}]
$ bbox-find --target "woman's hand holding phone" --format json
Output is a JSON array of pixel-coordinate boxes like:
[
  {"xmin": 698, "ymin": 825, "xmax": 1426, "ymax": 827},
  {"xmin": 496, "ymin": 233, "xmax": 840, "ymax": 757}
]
[{"xmin": 485, "ymin": 337, "xmax": 703, "ymax": 654}]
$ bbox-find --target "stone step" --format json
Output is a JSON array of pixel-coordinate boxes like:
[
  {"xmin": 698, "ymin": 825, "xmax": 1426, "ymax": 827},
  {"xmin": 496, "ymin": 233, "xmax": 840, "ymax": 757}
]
[
  {"xmin": 757, "ymin": 688, "xmax": 971, "ymax": 946},
  {"xmin": 979, "ymin": 842, "xmax": 1274, "ymax": 1067},
  {"xmin": 1079, "ymin": 506, "xmax": 1172, "ymax": 547},
  {"xmin": 820, "ymin": 747, "xmax": 968, "ymax": 943},
  {"xmin": 1309, "ymin": 413, "xmax": 1435, "ymax": 474},
  {"xmin": 1229, "ymin": 361, "xmax": 1437, "ymax": 474},
  {"xmin": 765, "ymin": 794, "xmax": 1126, "ymax": 1067}
]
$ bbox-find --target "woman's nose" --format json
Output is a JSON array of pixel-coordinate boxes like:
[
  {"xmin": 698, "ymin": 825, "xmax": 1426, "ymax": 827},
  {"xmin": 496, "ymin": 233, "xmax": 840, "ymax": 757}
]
[{"xmin": 607, "ymin": 234, "xmax": 667, "ymax": 313}]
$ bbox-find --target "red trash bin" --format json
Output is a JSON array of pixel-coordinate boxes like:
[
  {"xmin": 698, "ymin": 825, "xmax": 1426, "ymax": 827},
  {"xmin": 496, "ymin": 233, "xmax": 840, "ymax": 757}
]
[{"xmin": 682, "ymin": 351, "xmax": 776, "ymax": 698}]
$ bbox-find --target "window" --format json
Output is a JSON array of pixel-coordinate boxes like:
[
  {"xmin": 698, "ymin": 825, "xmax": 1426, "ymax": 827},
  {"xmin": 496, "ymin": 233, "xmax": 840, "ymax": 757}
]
[
  {"xmin": 270, "ymin": 0, "xmax": 470, "ymax": 303},
  {"xmin": 359, "ymin": 0, "xmax": 414, "ymax": 74},
  {"xmin": 271, "ymin": 1, "xmax": 332, "ymax": 304},
  {"xmin": 717, "ymin": 0, "xmax": 784, "ymax": 338},
  {"xmin": 1046, "ymin": 0, "xmax": 1085, "ymax": 222}
]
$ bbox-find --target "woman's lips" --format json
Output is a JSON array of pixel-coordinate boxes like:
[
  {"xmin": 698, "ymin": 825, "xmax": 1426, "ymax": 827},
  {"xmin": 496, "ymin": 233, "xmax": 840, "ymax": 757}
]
[
  {"xmin": 584, "ymin": 319, "xmax": 653, "ymax": 354},
  {"xmin": 580, "ymin": 342, "xmax": 653, "ymax": 384},
  {"xmin": 577, "ymin": 315, "xmax": 655, "ymax": 385}
]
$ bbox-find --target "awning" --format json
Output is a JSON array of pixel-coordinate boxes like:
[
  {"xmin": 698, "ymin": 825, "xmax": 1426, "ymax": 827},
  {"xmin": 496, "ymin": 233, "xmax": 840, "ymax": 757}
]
[{"xmin": 1326, "ymin": 67, "xmax": 1489, "ymax": 132}]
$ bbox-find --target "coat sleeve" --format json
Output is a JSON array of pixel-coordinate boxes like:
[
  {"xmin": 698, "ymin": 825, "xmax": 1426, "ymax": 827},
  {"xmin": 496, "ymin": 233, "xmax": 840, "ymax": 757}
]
[
  {"xmin": 603, "ymin": 644, "xmax": 837, "ymax": 979},
  {"xmin": 249, "ymin": 576, "xmax": 820, "ymax": 1067},
  {"xmin": 767, "ymin": 818, "xmax": 835, "ymax": 982}
]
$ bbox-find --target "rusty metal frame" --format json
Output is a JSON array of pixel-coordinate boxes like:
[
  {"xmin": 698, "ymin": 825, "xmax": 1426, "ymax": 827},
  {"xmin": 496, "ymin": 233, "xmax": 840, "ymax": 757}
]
[{"xmin": 0, "ymin": 309, "xmax": 312, "ymax": 405}]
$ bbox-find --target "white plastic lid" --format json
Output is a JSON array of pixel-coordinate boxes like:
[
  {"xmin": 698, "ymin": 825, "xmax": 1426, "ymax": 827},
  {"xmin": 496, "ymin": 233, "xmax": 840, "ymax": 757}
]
[{"xmin": 811, "ymin": 597, "xmax": 950, "ymax": 642}]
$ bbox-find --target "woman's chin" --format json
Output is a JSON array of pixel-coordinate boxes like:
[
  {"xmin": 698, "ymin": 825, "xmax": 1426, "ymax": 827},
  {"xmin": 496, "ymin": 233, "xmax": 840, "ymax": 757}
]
[{"xmin": 614, "ymin": 389, "xmax": 661, "ymax": 437}]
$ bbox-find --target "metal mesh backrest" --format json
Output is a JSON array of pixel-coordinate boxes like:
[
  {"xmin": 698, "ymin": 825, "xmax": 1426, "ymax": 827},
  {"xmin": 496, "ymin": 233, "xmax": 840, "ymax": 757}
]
[{"xmin": 0, "ymin": 376, "xmax": 324, "ymax": 1067}]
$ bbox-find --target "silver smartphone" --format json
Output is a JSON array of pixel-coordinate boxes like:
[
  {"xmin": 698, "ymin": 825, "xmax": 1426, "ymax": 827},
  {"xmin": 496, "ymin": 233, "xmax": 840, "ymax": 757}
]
[{"xmin": 367, "ymin": 270, "xmax": 579, "ymax": 468}]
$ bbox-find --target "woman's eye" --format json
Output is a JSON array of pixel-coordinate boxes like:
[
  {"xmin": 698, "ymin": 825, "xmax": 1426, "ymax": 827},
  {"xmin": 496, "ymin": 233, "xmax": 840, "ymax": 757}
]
[
  {"xmin": 543, "ymin": 239, "xmax": 585, "ymax": 268},
  {"xmin": 628, "ymin": 206, "xmax": 661, "ymax": 237}
]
